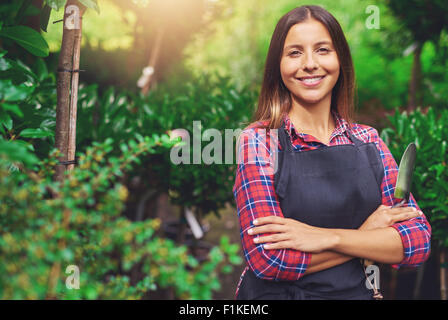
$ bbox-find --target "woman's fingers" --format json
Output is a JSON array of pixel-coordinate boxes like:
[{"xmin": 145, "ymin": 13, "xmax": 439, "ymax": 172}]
[
  {"xmin": 248, "ymin": 223, "xmax": 286, "ymax": 235},
  {"xmin": 387, "ymin": 206, "xmax": 423, "ymax": 216},
  {"xmin": 253, "ymin": 215, "xmax": 287, "ymax": 226},
  {"xmin": 253, "ymin": 233, "xmax": 289, "ymax": 244},
  {"xmin": 390, "ymin": 210, "xmax": 422, "ymax": 223},
  {"xmin": 248, "ymin": 216, "xmax": 288, "ymax": 235},
  {"xmin": 263, "ymin": 241, "xmax": 291, "ymax": 250}
]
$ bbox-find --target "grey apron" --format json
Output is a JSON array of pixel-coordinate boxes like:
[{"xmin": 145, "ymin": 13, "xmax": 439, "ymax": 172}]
[{"xmin": 237, "ymin": 121, "xmax": 384, "ymax": 300}]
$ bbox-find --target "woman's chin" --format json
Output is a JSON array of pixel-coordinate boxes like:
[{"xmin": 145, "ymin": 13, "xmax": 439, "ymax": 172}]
[{"xmin": 295, "ymin": 95, "xmax": 326, "ymax": 105}]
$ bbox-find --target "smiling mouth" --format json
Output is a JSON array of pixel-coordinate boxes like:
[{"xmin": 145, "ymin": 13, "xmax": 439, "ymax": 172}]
[{"xmin": 297, "ymin": 75, "xmax": 326, "ymax": 84}]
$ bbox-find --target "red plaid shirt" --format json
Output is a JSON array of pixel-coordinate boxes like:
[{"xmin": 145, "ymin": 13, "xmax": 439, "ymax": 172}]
[{"xmin": 233, "ymin": 110, "xmax": 431, "ymax": 295}]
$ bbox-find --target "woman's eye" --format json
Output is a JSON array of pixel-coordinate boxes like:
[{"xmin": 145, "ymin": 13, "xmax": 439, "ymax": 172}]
[
  {"xmin": 318, "ymin": 48, "xmax": 330, "ymax": 53},
  {"xmin": 289, "ymin": 50, "xmax": 300, "ymax": 56}
]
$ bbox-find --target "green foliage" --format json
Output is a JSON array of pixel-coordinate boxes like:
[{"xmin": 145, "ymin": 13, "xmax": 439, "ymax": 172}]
[
  {"xmin": 73, "ymin": 71, "xmax": 257, "ymax": 217},
  {"xmin": 380, "ymin": 107, "xmax": 448, "ymax": 247},
  {"xmin": 0, "ymin": 25, "xmax": 49, "ymax": 57},
  {"xmin": 0, "ymin": 50, "xmax": 57, "ymax": 160},
  {"xmin": 45, "ymin": 0, "xmax": 100, "ymax": 14},
  {"xmin": 145, "ymin": 73, "xmax": 256, "ymax": 217},
  {"xmin": 0, "ymin": 0, "xmax": 99, "ymax": 58},
  {"xmin": 0, "ymin": 135, "xmax": 242, "ymax": 299},
  {"xmin": 0, "ymin": 1, "xmax": 50, "ymax": 57},
  {"xmin": 385, "ymin": 0, "xmax": 448, "ymax": 43}
]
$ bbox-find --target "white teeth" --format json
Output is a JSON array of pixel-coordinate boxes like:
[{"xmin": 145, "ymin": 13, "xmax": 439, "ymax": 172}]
[{"xmin": 300, "ymin": 76, "xmax": 324, "ymax": 84}]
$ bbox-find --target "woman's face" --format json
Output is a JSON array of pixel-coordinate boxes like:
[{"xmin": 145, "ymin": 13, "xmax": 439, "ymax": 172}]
[{"xmin": 280, "ymin": 19, "xmax": 340, "ymax": 106}]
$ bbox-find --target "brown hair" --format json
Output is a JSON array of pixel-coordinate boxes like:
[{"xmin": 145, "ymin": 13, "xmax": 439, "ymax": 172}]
[{"xmin": 250, "ymin": 5, "xmax": 356, "ymax": 130}]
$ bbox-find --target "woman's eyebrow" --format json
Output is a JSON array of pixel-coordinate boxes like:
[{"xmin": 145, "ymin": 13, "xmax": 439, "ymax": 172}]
[{"xmin": 285, "ymin": 40, "xmax": 333, "ymax": 50}]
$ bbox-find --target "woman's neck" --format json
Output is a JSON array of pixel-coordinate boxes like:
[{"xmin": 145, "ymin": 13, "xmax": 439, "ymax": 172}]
[{"xmin": 287, "ymin": 95, "xmax": 335, "ymax": 137}]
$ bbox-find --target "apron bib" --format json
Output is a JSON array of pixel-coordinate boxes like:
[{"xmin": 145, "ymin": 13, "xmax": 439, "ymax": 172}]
[{"xmin": 237, "ymin": 121, "xmax": 384, "ymax": 300}]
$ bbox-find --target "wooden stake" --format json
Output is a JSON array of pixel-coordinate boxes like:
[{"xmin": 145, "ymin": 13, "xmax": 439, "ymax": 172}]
[
  {"xmin": 47, "ymin": 0, "xmax": 86, "ymax": 299},
  {"xmin": 441, "ymin": 248, "xmax": 447, "ymax": 300},
  {"xmin": 67, "ymin": 9, "xmax": 83, "ymax": 172},
  {"xmin": 54, "ymin": 8, "xmax": 75, "ymax": 182}
]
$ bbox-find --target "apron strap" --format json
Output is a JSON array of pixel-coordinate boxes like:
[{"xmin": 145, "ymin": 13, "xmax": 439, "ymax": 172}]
[
  {"xmin": 278, "ymin": 122, "xmax": 293, "ymax": 152},
  {"xmin": 274, "ymin": 122, "xmax": 293, "ymax": 198},
  {"xmin": 347, "ymin": 125, "xmax": 383, "ymax": 188},
  {"xmin": 346, "ymin": 126, "xmax": 364, "ymax": 147}
]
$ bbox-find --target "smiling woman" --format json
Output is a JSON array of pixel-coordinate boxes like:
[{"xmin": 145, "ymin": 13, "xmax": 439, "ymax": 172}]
[
  {"xmin": 280, "ymin": 22, "xmax": 340, "ymax": 106},
  {"xmin": 233, "ymin": 5, "xmax": 431, "ymax": 300},
  {"xmin": 253, "ymin": 5, "xmax": 356, "ymax": 134}
]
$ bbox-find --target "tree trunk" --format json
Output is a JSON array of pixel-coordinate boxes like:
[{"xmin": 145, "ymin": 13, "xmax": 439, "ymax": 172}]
[{"xmin": 407, "ymin": 42, "xmax": 423, "ymax": 112}]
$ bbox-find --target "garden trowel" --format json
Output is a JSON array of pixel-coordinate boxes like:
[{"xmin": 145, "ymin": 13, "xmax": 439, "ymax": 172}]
[
  {"xmin": 391, "ymin": 142, "xmax": 417, "ymax": 208},
  {"xmin": 363, "ymin": 142, "xmax": 417, "ymax": 275}
]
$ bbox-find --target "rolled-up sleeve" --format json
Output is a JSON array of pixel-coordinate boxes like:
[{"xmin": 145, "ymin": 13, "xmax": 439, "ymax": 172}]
[
  {"xmin": 233, "ymin": 126, "xmax": 311, "ymax": 280},
  {"xmin": 372, "ymin": 128, "xmax": 431, "ymax": 269}
]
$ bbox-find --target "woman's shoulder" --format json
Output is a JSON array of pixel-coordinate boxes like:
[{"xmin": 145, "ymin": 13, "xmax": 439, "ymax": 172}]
[
  {"xmin": 237, "ymin": 119, "xmax": 280, "ymax": 154},
  {"xmin": 239, "ymin": 119, "xmax": 276, "ymax": 142},
  {"xmin": 347, "ymin": 122, "xmax": 381, "ymax": 144},
  {"xmin": 242, "ymin": 119, "xmax": 271, "ymax": 132}
]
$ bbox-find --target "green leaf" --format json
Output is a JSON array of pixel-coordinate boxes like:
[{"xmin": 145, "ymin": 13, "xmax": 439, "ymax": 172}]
[
  {"xmin": 221, "ymin": 265, "xmax": 232, "ymax": 274},
  {"xmin": 19, "ymin": 128, "xmax": 54, "ymax": 138},
  {"xmin": 15, "ymin": 0, "xmax": 36, "ymax": 26},
  {"xmin": 0, "ymin": 26, "xmax": 49, "ymax": 57},
  {"xmin": 0, "ymin": 79, "xmax": 35, "ymax": 101},
  {"xmin": 0, "ymin": 111, "xmax": 13, "ymax": 130},
  {"xmin": 0, "ymin": 139, "xmax": 39, "ymax": 166},
  {"xmin": 45, "ymin": 0, "xmax": 66, "ymax": 11},
  {"xmin": 1, "ymin": 103, "xmax": 24, "ymax": 118},
  {"xmin": 0, "ymin": 57, "xmax": 38, "ymax": 84},
  {"xmin": 79, "ymin": 0, "xmax": 100, "ymax": 14},
  {"xmin": 40, "ymin": 4, "xmax": 52, "ymax": 32},
  {"xmin": 229, "ymin": 255, "xmax": 243, "ymax": 265}
]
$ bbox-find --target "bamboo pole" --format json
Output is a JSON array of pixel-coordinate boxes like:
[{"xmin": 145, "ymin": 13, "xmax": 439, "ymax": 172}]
[
  {"xmin": 47, "ymin": 0, "xmax": 86, "ymax": 299},
  {"xmin": 54, "ymin": 7, "xmax": 75, "ymax": 182},
  {"xmin": 67, "ymin": 8, "xmax": 83, "ymax": 172},
  {"xmin": 54, "ymin": 0, "xmax": 86, "ymax": 180}
]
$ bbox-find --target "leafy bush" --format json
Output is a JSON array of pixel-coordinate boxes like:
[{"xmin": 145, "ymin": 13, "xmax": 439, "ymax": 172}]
[
  {"xmin": 0, "ymin": 49, "xmax": 57, "ymax": 161},
  {"xmin": 73, "ymin": 72, "xmax": 257, "ymax": 218},
  {"xmin": 380, "ymin": 106, "xmax": 447, "ymax": 247},
  {"xmin": 0, "ymin": 134, "xmax": 242, "ymax": 299}
]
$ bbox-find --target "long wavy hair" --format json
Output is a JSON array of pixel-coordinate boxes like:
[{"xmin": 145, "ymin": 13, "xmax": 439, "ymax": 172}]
[{"xmin": 251, "ymin": 5, "xmax": 356, "ymax": 130}]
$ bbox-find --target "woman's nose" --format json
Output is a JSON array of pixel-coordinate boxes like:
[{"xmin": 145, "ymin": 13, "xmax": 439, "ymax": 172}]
[{"xmin": 302, "ymin": 52, "xmax": 318, "ymax": 70}]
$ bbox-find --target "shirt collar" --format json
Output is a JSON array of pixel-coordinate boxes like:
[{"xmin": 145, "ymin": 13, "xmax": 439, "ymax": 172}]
[{"xmin": 283, "ymin": 109, "xmax": 349, "ymax": 140}]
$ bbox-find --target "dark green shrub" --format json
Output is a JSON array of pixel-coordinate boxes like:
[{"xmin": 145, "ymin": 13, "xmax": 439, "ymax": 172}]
[
  {"xmin": 74, "ymin": 72, "xmax": 257, "ymax": 218},
  {"xmin": 0, "ymin": 135, "xmax": 242, "ymax": 299},
  {"xmin": 380, "ymin": 106, "xmax": 447, "ymax": 247}
]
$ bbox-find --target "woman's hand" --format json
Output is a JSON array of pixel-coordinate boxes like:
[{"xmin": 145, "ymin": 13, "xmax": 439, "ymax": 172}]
[
  {"xmin": 247, "ymin": 216, "xmax": 338, "ymax": 253},
  {"xmin": 359, "ymin": 204, "xmax": 422, "ymax": 231}
]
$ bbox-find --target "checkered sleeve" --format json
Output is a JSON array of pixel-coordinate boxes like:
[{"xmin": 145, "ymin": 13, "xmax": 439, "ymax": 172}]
[
  {"xmin": 371, "ymin": 128, "xmax": 431, "ymax": 269},
  {"xmin": 232, "ymin": 127, "xmax": 311, "ymax": 280}
]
